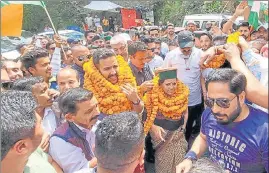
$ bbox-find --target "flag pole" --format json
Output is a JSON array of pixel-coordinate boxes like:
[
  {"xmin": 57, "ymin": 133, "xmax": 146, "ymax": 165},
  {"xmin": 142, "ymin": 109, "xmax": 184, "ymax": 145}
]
[{"xmin": 43, "ymin": 5, "xmax": 67, "ymax": 60}]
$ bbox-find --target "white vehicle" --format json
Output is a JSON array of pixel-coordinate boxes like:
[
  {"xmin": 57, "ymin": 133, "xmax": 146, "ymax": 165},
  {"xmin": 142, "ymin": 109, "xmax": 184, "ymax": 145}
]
[
  {"xmin": 37, "ymin": 30, "xmax": 85, "ymax": 41},
  {"xmin": 182, "ymin": 14, "xmax": 245, "ymax": 30}
]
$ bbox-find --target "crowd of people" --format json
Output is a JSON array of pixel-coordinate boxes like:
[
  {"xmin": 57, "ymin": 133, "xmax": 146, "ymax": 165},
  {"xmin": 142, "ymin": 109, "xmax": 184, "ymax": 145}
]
[{"xmin": 1, "ymin": 2, "xmax": 268, "ymax": 173}]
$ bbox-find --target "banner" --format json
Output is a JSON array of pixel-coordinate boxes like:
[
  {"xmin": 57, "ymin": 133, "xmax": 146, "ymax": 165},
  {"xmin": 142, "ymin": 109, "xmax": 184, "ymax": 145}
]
[
  {"xmin": 1, "ymin": 1, "xmax": 45, "ymax": 37},
  {"xmin": 121, "ymin": 8, "xmax": 137, "ymax": 29}
]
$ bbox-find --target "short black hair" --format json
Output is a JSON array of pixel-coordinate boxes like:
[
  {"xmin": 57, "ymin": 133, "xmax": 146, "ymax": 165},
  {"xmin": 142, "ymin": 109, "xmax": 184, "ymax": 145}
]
[
  {"xmin": 92, "ymin": 35, "xmax": 103, "ymax": 42},
  {"xmin": 212, "ymin": 35, "xmax": 228, "ymax": 45},
  {"xmin": 149, "ymin": 27, "xmax": 159, "ymax": 33},
  {"xmin": 85, "ymin": 30, "xmax": 96, "ymax": 38},
  {"xmin": 20, "ymin": 47, "xmax": 49, "ymax": 70},
  {"xmin": 154, "ymin": 38, "xmax": 162, "ymax": 45},
  {"xmin": 220, "ymin": 19, "xmax": 236, "ymax": 31},
  {"xmin": 1, "ymin": 90, "xmax": 37, "ymax": 160},
  {"xmin": 92, "ymin": 48, "xmax": 116, "ymax": 66},
  {"xmin": 95, "ymin": 111, "xmax": 144, "ymax": 170},
  {"xmin": 205, "ymin": 68, "xmax": 247, "ymax": 95},
  {"xmin": 45, "ymin": 40, "xmax": 55, "ymax": 50},
  {"xmin": 238, "ymin": 21, "xmax": 250, "ymax": 29},
  {"xmin": 12, "ymin": 76, "xmax": 44, "ymax": 91},
  {"xmin": 200, "ymin": 33, "xmax": 213, "ymax": 41},
  {"xmin": 168, "ymin": 39, "xmax": 178, "ymax": 47},
  {"xmin": 58, "ymin": 87, "xmax": 93, "ymax": 115},
  {"xmin": 141, "ymin": 36, "xmax": 155, "ymax": 45},
  {"xmin": 128, "ymin": 41, "xmax": 147, "ymax": 56}
]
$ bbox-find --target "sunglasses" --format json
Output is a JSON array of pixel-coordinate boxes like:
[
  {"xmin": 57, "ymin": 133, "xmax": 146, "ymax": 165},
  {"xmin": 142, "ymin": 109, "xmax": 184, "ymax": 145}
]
[
  {"xmin": 1, "ymin": 81, "xmax": 13, "ymax": 90},
  {"xmin": 205, "ymin": 95, "xmax": 237, "ymax": 109},
  {"xmin": 50, "ymin": 47, "xmax": 56, "ymax": 50},
  {"xmin": 78, "ymin": 54, "xmax": 91, "ymax": 61}
]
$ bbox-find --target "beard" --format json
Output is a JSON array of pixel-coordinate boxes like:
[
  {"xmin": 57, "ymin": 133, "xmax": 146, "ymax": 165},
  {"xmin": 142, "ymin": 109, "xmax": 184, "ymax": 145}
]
[{"xmin": 212, "ymin": 100, "xmax": 242, "ymax": 125}]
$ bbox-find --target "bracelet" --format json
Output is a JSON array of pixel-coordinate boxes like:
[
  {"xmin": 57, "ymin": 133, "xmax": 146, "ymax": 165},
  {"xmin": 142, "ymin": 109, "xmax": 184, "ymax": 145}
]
[{"xmin": 132, "ymin": 98, "xmax": 141, "ymax": 105}]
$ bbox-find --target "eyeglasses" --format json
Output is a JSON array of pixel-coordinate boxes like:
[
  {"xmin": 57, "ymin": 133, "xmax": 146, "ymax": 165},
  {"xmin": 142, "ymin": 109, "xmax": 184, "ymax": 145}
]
[
  {"xmin": 77, "ymin": 54, "xmax": 91, "ymax": 61},
  {"xmin": 205, "ymin": 95, "xmax": 237, "ymax": 109},
  {"xmin": 50, "ymin": 47, "xmax": 56, "ymax": 50},
  {"xmin": 1, "ymin": 81, "xmax": 13, "ymax": 90}
]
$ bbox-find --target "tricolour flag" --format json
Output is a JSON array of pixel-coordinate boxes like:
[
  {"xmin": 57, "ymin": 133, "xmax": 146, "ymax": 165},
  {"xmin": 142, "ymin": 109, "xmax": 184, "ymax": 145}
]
[
  {"xmin": 247, "ymin": 1, "xmax": 268, "ymax": 30},
  {"xmin": 1, "ymin": 1, "xmax": 46, "ymax": 37}
]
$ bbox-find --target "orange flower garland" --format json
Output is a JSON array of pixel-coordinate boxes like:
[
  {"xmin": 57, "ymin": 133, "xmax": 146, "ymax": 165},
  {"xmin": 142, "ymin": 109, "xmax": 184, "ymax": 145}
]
[
  {"xmin": 143, "ymin": 75, "xmax": 189, "ymax": 134},
  {"xmin": 83, "ymin": 55, "xmax": 138, "ymax": 115},
  {"xmin": 205, "ymin": 31, "xmax": 241, "ymax": 69},
  {"xmin": 204, "ymin": 53, "xmax": 226, "ymax": 69}
]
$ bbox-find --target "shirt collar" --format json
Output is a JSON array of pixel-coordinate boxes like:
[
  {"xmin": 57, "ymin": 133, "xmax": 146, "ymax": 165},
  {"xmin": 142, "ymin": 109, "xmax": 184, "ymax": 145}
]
[
  {"xmin": 129, "ymin": 61, "xmax": 145, "ymax": 73},
  {"xmin": 44, "ymin": 107, "xmax": 54, "ymax": 118},
  {"xmin": 73, "ymin": 122, "xmax": 90, "ymax": 133}
]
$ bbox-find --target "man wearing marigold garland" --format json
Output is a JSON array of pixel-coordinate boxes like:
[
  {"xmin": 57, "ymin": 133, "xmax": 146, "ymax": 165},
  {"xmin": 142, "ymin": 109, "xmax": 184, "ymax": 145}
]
[
  {"xmin": 83, "ymin": 48, "xmax": 144, "ymax": 119},
  {"xmin": 83, "ymin": 48, "xmax": 145, "ymax": 173},
  {"xmin": 143, "ymin": 67, "xmax": 189, "ymax": 173}
]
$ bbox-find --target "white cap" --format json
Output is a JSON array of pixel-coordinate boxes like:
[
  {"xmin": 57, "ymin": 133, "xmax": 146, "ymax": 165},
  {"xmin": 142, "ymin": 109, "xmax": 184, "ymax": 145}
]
[{"xmin": 119, "ymin": 33, "xmax": 131, "ymax": 42}]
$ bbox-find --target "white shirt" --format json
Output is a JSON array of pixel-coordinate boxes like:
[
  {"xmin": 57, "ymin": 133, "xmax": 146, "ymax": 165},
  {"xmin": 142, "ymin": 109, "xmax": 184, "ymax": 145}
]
[
  {"xmin": 253, "ymin": 55, "xmax": 268, "ymax": 113},
  {"xmin": 49, "ymin": 123, "xmax": 96, "ymax": 173},
  {"xmin": 163, "ymin": 47, "xmax": 212, "ymax": 106},
  {"xmin": 147, "ymin": 55, "xmax": 164, "ymax": 72},
  {"xmin": 85, "ymin": 16, "xmax": 93, "ymax": 27},
  {"xmin": 42, "ymin": 107, "xmax": 57, "ymax": 135}
]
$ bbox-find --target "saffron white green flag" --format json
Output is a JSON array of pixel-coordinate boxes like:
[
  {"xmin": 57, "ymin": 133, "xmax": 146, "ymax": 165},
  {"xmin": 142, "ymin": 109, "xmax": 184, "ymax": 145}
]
[
  {"xmin": 1, "ymin": 1, "xmax": 46, "ymax": 36},
  {"xmin": 247, "ymin": 1, "xmax": 268, "ymax": 29}
]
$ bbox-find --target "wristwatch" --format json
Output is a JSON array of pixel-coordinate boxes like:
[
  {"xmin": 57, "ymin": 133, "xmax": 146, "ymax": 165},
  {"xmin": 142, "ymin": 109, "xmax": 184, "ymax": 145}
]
[
  {"xmin": 179, "ymin": 127, "xmax": 186, "ymax": 133},
  {"xmin": 132, "ymin": 98, "xmax": 141, "ymax": 105}
]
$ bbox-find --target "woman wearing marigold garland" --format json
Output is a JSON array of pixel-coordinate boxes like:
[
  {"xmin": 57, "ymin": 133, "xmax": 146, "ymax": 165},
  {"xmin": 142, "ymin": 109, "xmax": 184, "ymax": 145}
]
[{"xmin": 143, "ymin": 67, "xmax": 190, "ymax": 173}]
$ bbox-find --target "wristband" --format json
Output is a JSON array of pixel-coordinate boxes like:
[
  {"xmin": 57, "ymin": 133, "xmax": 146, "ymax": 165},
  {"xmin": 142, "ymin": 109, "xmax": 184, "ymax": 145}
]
[{"xmin": 184, "ymin": 150, "xmax": 198, "ymax": 162}]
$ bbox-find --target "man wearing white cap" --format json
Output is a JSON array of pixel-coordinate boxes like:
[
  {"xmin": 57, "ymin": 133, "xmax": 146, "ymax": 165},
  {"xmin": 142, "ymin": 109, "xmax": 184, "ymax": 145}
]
[
  {"xmin": 163, "ymin": 30, "xmax": 212, "ymax": 143},
  {"xmin": 186, "ymin": 21, "xmax": 197, "ymax": 33}
]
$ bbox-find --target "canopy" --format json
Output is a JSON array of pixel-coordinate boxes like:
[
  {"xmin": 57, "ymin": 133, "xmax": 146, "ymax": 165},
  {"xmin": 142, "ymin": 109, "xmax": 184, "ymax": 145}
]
[{"xmin": 84, "ymin": 1, "xmax": 122, "ymax": 11}]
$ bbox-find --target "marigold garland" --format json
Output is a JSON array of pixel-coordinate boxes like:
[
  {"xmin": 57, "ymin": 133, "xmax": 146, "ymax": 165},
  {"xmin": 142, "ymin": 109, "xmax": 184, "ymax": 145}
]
[
  {"xmin": 205, "ymin": 31, "xmax": 241, "ymax": 69},
  {"xmin": 204, "ymin": 53, "xmax": 226, "ymax": 69},
  {"xmin": 83, "ymin": 55, "xmax": 139, "ymax": 115},
  {"xmin": 143, "ymin": 75, "xmax": 189, "ymax": 134}
]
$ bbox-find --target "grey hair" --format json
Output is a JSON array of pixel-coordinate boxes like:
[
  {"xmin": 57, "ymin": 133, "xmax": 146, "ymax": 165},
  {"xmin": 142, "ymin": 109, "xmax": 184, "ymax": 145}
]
[
  {"xmin": 1, "ymin": 90, "xmax": 37, "ymax": 160},
  {"xmin": 58, "ymin": 87, "xmax": 93, "ymax": 115},
  {"xmin": 92, "ymin": 48, "xmax": 116, "ymax": 66},
  {"xmin": 110, "ymin": 35, "xmax": 127, "ymax": 45},
  {"xmin": 205, "ymin": 68, "xmax": 247, "ymax": 96},
  {"xmin": 189, "ymin": 157, "xmax": 227, "ymax": 173},
  {"xmin": 95, "ymin": 111, "xmax": 144, "ymax": 170},
  {"xmin": 12, "ymin": 76, "xmax": 44, "ymax": 92}
]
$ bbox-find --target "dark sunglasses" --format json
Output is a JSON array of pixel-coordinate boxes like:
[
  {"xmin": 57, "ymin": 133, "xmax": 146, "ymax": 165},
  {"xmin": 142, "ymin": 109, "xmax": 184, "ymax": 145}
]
[
  {"xmin": 78, "ymin": 54, "xmax": 91, "ymax": 61},
  {"xmin": 205, "ymin": 95, "xmax": 237, "ymax": 109},
  {"xmin": 50, "ymin": 47, "xmax": 56, "ymax": 50},
  {"xmin": 1, "ymin": 81, "xmax": 13, "ymax": 90}
]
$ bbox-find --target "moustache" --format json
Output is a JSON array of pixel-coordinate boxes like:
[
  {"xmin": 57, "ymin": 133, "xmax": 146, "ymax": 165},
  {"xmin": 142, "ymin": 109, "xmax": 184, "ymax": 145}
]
[
  {"xmin": 90, "ymin": 114, "xmax": 99, "ymax": 121},
  {"xmin": 108, "ymin": 74, "xmax": 118, "ymax": 79},
  {"xmin": 212, "ymin": 112, "xmax": 227, "ymax": 118}
]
